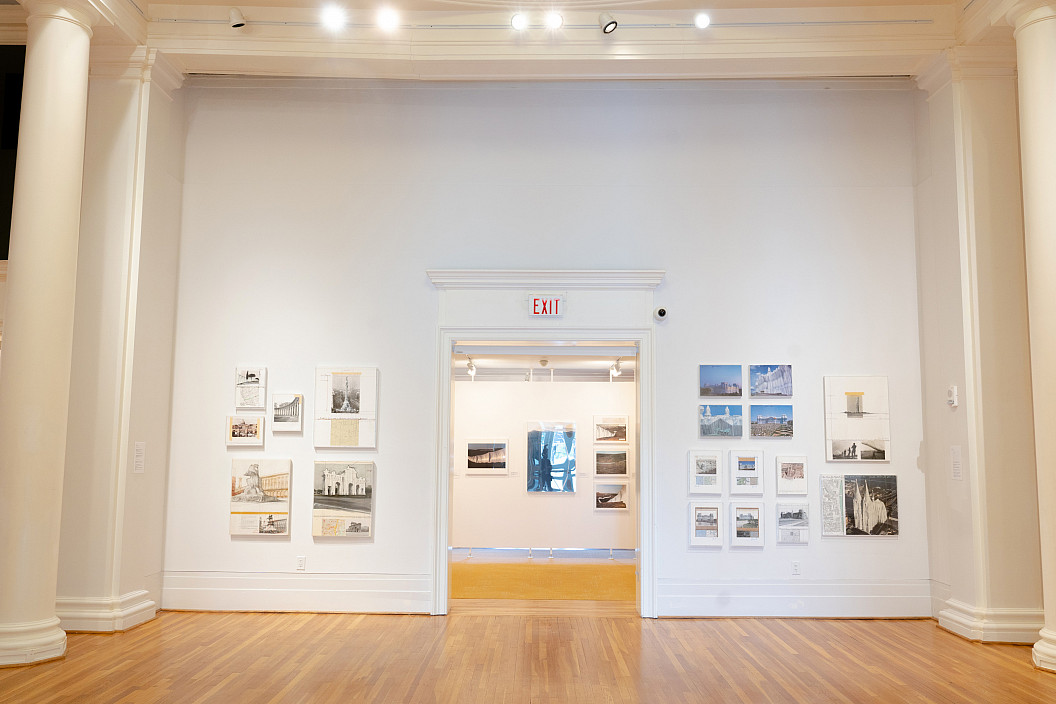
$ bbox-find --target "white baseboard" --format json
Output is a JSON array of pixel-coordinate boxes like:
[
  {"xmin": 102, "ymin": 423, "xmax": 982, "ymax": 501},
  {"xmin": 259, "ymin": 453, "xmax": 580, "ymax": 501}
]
[
  {"xmin": 937, "ymin": 598, "xmax": 1043, "ymax": 644},
  {"xmin": 56, "ymin": 590, "xmax": 157, "ymax": 632},
  {"xmin": 0, "ymin": 616, "xmax": 67, "ymax": 665},
  {"xmin": 656, "ymin": 579, "xmax": 932, "ymax": 617},
  {"xmin": 161, "ymin": 571, "xmax": 432, "ymax": 613}
]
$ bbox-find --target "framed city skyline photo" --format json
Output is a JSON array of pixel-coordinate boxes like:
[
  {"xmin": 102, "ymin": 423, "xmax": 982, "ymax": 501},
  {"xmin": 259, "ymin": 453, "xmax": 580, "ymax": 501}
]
[
  {"xmin": 699, "ymin": 404, "xmax": 743, "ymax": 438},
  {"xmin": 227, "ymin": 415, "xmax": 264, "ymax": 447},
  {"xmin": 230, "ymin": 458, "xmax": 291, "ymax": 536},
  {"xmin": 690, "ymin": 502, "xmax": 722, "ymax": 547},
  {"xmin": 272, "ymin": 393, "xmax": 303, "ymax": 432},
  {"xmin": 688, "ymin": 449, "xmax": 723, "ymax": 495},
  {"xmin": 699, "ymin": 364, "xmax": 742, "ymax": 397},
  {"xmin": 594, "ymin": 415, "xmax": 629, "ymax": 443},
  {"xmin": 466, "ymin": 439, "xmax": 508, "ymax": 476}
]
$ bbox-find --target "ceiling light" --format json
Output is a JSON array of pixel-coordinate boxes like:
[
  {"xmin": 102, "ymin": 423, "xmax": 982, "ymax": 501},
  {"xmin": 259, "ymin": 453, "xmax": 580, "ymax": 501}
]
[
  {"xmin": 598, "ymin": 12, "xmax": 617, "ymax": 34},
  {"xmin": 511, "ymin": 13, "xmax": 528, "ymax": 31},
  {"xmin": 545, "ymin": 12, "xmax": 563, "ymax": 30},
  {"xmin": 467, "ymin": 358, "xmax": 477, "ymax": 377},
  {"xmin": 610, "ymin": 359, "xmax": 622, "ymax": 377},
  {"xmin": 377, "ymin": 7, "xmax": 399, "ymax": 31},
  {"xmin": 694, "ymin": 12, "xmax": 711, "ymax": 29},
  {"xmin": 229, "ymin": 8, "xmax": 246, "ymax": 28},
  {"xmin": 321, "ymin": 5, "xmax": 348, "ymax": 31}
]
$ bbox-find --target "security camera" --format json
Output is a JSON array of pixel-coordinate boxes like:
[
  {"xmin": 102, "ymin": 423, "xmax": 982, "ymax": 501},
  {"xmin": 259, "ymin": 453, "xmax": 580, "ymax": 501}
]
[
  {"xmin": 229, "ymin": 8, "xmax": 246, "ymax": 28},
  {"xmin": 653, "ymin": 306, "xmax": 668, "ymax": 321}
]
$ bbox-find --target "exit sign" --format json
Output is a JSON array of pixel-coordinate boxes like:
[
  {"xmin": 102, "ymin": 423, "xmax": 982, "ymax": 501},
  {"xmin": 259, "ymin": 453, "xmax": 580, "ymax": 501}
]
[{"xmin": 528, "ymin": 293, "xmax": 565, "ymax": 317}]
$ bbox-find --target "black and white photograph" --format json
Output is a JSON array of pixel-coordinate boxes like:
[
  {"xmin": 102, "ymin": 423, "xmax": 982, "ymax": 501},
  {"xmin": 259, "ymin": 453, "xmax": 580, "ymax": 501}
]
[
  {"xmin": 595, "ymin": 482, "xmax": 628, "ymax": 511},
  {"xmin": 230, "ymin": 459, "xmax": 291, "ymax": 536},
  {"xmin": 731, "ymin": 502, "xmax": 764, "ymax": 547},
  {"xmin": 330, "ymin": 372, "xmax": 361, "ymax": 414},
  {"xmin": 690, "ymin": 502, "xmax": 722, "ymax": 546},
  {"xmin": 313, "ymin": 461, "xmax": 374, "ymax": 537},
  {"xmin": 467, "ymin": 440, "xmax": 508, "ymax": 475},
  {"xmin": 688, "ymin": 449, "xmax": 722, "ymax": 494},
  {"xmin": 234, "ymin": 366, "xmax": 266, "ymax": 409},
  {"xmin": 594, "ymin": 449, "xmax": 628, "ymax": 476},
  {"xmin": 831, "ymin": 439, "xmax": 887, "ymax": 461},
  {"xmin": 594, "ymin": 415, "xmax": 629, "ymax": 443},
  {"xmin": 843, "ymin": 474, "xmax": 898, "ymax": 536},
  {"xmin": 776, "ymin": 502, "xmax": 808, "ymax": 545},
  {"xmin": 272, "ymin": 393, "xmax": 303, "ymax": 432},
  {"xmin": 314, "ymin": 367, "xmax": 379, "ymax": 449}
]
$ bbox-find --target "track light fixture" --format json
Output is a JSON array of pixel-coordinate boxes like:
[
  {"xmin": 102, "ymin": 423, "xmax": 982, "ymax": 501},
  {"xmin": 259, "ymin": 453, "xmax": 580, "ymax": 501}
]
[
  {"xmin": 377, "ymin": 7, "xmax": 399, "ymax": 31},
  {"xmin": 229, "ymin": 7, "xmax": 246, "ymax": 28},
  {"xmin": 610, "ymin": 358, "xmax": 622, "ymax": 377},
  {"xmin": 511, "ymin": 13, "xmax": 528, "ymax": 31},
  {"xmin": 321, "ymin": 5, "xmax": 348, "ymax": 31},
  {"xmin": 694, "ymin": 12, "xmax": 711, "ymax": 29},
  {"xmin": 467, "ymin": 358, "xmax": 477, "ymax": 377},
  {"xmin": 598, "ymin": 12, "xmax": 617, "ymax": 34},
  {"xmin": 545, "ymin": 12, "xmax": 563, "ymax": 29}
]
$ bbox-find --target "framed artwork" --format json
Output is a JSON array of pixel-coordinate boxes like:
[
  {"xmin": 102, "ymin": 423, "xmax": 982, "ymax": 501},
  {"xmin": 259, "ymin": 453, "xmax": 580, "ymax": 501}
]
[
  {"xmin": 820, "ymin": 474, "xmax": 898, "ymax": 536},
  {"xmin": 698, "ymin": 404, "xmax": 743, "ymax": 438},
  {"xmin": 776, "ymin": 502, "xmax": 809, "ymax": 545},
  {"xmin": 594, "ymin": 448, "xmax": 628, "ymax": 477},
  {"xmin": 527, "ymin": 421, "xmax": 576, "ymax": 493},
  {"xmin": 775, "ymin": 455, "xmax": 807, "ymax": 494},
  {"xmin": 689, "ymin": 502, "xmax": 722, "ymax": 547},
  {"xmin": 230, "ymin": 458, "xmax": 291, "ymax": 536},
  {"xmin": 466, "ymin": 439, "xmax": 508, "ymax": 476},
  {"xmin": 750, "ymin": 404, "xmax": 794, "ymax": 438},
  {"xmin": 688, "ymin": 449, "xmax": 723, "ymax": 495},
  {"xmin": 594, "ymin": 481, "xmax": 629, "ymax": 511},
  {"xmin": 730, "ymin": 502, "xmax": 764, "ymax": 547},
  {"xmin": 313, "ymin": 461, "xmax": 374, "ymax": 537},
  {"xmin": 593, "ymin": 415, "xmax": 628, "ymax": 443},
  {"xmin": 824, "ymin": 376, "xmax": 890, "ymax": 461},
  {"xmin": 750, "ymin": 364, "xmax": 793, "ymax": 397},
  {"xmin": 271, "ymin": 393, "xmax": 303, "ymax": 432},
  {"xmin": 227, "ymin": 415, "xmax": 264, "ymax": 447},
  {"xmin": 699, "ymin": 364, "xmax": 742, "ymax": 397},
  {"xmin": 729, "ymin": 449, "xmax": 763, "ymax": 495},
  {"xmin": 314, "ymin": 367, "xmax": 379, "ymax": 449},
  {"xmin": 234, "ymin": 366, "xmax": 266, "ymax": 409}
]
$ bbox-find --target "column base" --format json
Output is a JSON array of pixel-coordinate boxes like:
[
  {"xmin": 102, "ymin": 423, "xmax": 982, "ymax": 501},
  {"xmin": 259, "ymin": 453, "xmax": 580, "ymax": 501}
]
[
  {"xmin": 0, "ymin": 617, "xmax": 66, "ymax": 666},
  {"xmin": 1033, "ymin": 628, "xmax": 1056, "ymax": 672},
  {"xmin": 938, "ymin": 598, "xmax": 1044, "ymax": 643}
]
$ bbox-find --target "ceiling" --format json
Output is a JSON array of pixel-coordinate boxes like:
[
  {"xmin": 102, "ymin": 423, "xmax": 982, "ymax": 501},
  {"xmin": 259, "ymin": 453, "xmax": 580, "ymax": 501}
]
[{"xmin": 451, "ymin": 341, "xmax": 637, "ymax": 381}]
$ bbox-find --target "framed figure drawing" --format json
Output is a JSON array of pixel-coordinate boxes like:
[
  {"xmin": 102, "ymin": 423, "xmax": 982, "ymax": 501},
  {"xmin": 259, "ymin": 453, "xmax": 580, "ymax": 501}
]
[
  {"xmin": 527, "ymin": 422, "xmax": 576, "ymax": 493},
  {"xmin": 688, "ymin": 449, "xmax": 723, "ymax": 495},
  {"xmin": 824, "ymin": 376, "xmax": 890, "ymax": 461},
  {"xmin": 729, "ymin": 449, "xmax": 763, "ymax": 495},
  {"xmin": 314, "ymin": 367, "xmax": 379, "ymax": 449},
  {"xmin": 595, "ymin": 482, "xmax": 629, "ymax": 511},
  {"xmin": 313, "ymin": 461, "xmax": 374, "ymax": 537},
  {"xmin": 230, "ymin": 459, "xmax": 291, "ymax": 536},
  {"xmin": 235, "ymin": 366, "xmax": 266, "ymax": 409},
  {"xmin": 776, "ymin": 503, "xmax": 809, "ymax": 545},
  {"xmin": 594, "ymin": 448, "xmax": 628, "ymax": 477},
  {"xmin": 730, "ymin": 502, "xmax": 764, "ymax": 547},
  {"xmin": 593, "ymin": 415, "xmax": 628, "ymax": 443},
  {"xmin": 227, "ymin": 415, "xmax": 264, "ymax": 447},
  {"xmin": 466, "ymin": 439, "xmax": 508, "ymax": 476},
  {"xmin": 689, "ymin": 502, "xmax": 722, "ymax": 547},
  {"xmin": 272, "ymin": 394, "xmax": 303, "ymax": 432},
  {"xmin": 775, "ymin": 455, "xmax": 807, "ymax": 494}
]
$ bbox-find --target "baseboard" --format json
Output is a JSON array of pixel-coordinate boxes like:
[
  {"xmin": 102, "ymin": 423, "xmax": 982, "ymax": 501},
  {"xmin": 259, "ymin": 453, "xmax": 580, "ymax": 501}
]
[
  {"xmin": 656, "ymin": 579, "xmax": 932, "ymax": 617},
  {"xmin": 55, "ymin": 590, "xmax": 157, "ymax": 632},
  {"xmin": 161, "ymin": 571, "xmax": 432, "ymax": 613},
  {"xmin": 937, "ymin": 598, "xmax": 1044, "ymax": 644},
  {"xmin": 930, "ymin": 579, "xmax": 951, "ymax": 618}
]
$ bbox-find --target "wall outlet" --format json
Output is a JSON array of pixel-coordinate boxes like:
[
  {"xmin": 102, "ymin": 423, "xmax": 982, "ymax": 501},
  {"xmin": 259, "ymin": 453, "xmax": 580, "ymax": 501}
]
[
  {"xmin": 296, "ymin": 556, "xmax": 306, "ymax": 571},
  {"xmin": 791, "ymin": 560, "xmax": 801, "ymax": 576}
]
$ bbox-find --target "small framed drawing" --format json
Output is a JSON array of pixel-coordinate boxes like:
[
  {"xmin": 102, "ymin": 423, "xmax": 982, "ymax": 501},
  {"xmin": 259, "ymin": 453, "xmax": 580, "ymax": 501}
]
[
  {"xmin": 775, "ymin": 455, "xmax": 807, "ymax": 494},
  {"xmin": 235, "ymin": 366, "xmax": 266, "ymax": 409},
  {"xmin": 466, "ymin": 439, "xmax": 508, "ymax": 476},
  {"xmin": 688, "ymin": 449, "xmax": 723, "ymax": 495},
  {"xmin": 730, "ymin": 501, "xmax": 764, "ymax": 547},
  {"xmin": 595, "ymin": 481, "xmax": 629, "ymax": 511},
  {"xmin": 776, "ymin": 502, "xmax": 809, "ymax": 545},
  {"xmin": 230, "ymin": 458, "xmax": 291, "ymax": 536},
  {"xmin": 272, "ymin": 394, "xmax": 304, "ymax": 432},
  {"xmin": 594, "ymin": 415, "xmax": 628, "ymax": 443},
  {"xmin": 690, "ymin": 502, "xmax": 722, "ymax": 547},
  {"xmin": 227, "ymin": 415, "xmax": 264, "ymax": 447},
  {"xmin": 594, "ymin": 448, "xmax": 628, "ymax": 477},
  {"xmin": 729, "ymin": 449, "xmax": 763, "ymax": 495}
]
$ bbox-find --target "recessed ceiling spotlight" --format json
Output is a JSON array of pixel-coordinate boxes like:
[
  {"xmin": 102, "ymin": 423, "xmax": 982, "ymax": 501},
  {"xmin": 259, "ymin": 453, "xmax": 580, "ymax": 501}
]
[
  {"xmin": 598, "ymin": 11, "xmax": 617, "ymax": 34},
  {"xmin": 229, "ymin": 7, "xmax": 246, "ymax": 28},
  {"xmin": 545, "ymin": 12, "xmax": 563, "ymax": 30},
  {"xmin": 377, "ymin": 7, "xmax": 399, "ymax": 31},
  {"xmin": 694, "ymin": 12, "xmax": 711, "ymax": 29},
  {"xmin": 511, "ymin": 13, "xmax": 528, "ymax": 31},
  {"xmin": 467, "ymin": 358, "xmax": 477, "ymax": 377},
  {"xmin": 321, "ymin": 5, "xmax": 348, "ymax": 31}
]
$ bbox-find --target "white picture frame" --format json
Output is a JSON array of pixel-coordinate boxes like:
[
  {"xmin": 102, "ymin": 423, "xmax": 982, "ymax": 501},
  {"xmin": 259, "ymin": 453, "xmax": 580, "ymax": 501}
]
[
  {"xmin": 234, "ymin": 366, "xmax": 267, "ymax": 410},
  {"xmin": 594, "ymin": 448, "xmax": 629, "ymax": 477},
  {"xmin": 314, "ymin": 366, "xmax": 379, "ymax": 449},
  {"xmin": 688, "ymin": 449, "xmax": 723, "ymax": 495},
  {"xmin": 729, "ymin": 449, "xmax": 763, "ymax": 495},
  {"xmin": 594, "ymin": 481, "xmax": 629, "ymax": 511},
  {"xmin": 271, "ymin": 393, "xmax": 304, "ymax": 433},
  {"xmin": 730, "ymin": 501, "xmax": 764, "ymax": 547},
  {"xmin": 776, "ymin": 502, "xmax": 809, "ymax": 545},
  {"xmin": 775, "ymin": 455, "xmax": 807, "ymax": 495},
  {"xmin": 226, "ymin": 415, "xmax": 264, "ymax": 447},
  {"xmin": 466, "ymin": 439, "xmax": 509, "ymax": 476},
  {"xmin": 689, "ymin": 501, "xmax": 723, "ymax": 547},
  {"xmin": 824, "ymin": 376, "xmax": 891, "ymax": 462},
  {"xmin": 593, "ymin": 415, "xmax": 629, "ymax": 443}
]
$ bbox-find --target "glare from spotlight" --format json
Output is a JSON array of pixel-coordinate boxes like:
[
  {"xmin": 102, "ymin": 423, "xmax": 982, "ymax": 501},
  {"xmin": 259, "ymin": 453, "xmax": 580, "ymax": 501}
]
[
  {"xmin": 377, "ymin": 7, "xmax": 399, "ymax": 31},
  {"xmin": 321, "ymin": 5, "xmax": 348, "ymax": 30},
  {"xmin": 511, "ymin": 13, "xmax": 528, "ymax": 30},
  {"xmin": 545, "ymin": 12, "xmax": 563, "ymax": 29},
  {"xmin": 598, "ymin": 12, "xmax": 617, "ymax": 33},
  {"xmin": 694, "ymin": 12, "xmax": 711, "ymax": 29}
]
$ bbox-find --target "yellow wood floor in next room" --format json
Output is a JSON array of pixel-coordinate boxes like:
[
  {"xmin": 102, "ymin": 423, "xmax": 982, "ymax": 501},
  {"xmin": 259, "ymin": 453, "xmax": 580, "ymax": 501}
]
[{"xmin": 449, "ymin": 549, "xmax": 636, "ymax": 601}]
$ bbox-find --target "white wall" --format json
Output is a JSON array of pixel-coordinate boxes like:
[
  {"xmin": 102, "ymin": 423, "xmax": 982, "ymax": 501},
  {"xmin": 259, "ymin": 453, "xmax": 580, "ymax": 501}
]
[
  {"xmin": 165, "ymin": 78, "xmax": 929, "ymax": 616},
  {"xmin": 451, "ymin": 379, "xmax": 636, "ymax": 549}
]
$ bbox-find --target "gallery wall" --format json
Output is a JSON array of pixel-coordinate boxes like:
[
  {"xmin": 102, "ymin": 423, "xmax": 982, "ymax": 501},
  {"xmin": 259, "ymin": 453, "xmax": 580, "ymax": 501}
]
[{"xmin": 165, "ymin": 78, "xmax": 929, "ymax": 615}]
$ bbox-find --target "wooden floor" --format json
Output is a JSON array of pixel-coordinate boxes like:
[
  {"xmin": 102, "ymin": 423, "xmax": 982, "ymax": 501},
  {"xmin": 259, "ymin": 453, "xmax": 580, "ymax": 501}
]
[{"xmin": 3, "ymin": 606, "xmax": 1056, "ymax": 703}]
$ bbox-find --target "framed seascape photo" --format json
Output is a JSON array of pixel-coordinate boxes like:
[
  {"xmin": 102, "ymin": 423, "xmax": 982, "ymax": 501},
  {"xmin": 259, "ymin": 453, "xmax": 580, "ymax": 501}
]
[
  {"xmin": 594, "ymin": 415, "xmax": 628, "ymax": 443},
  {"xmin": 271, "ymin": 394, "xmax": 304, "ymax": 433},
  {"xmin": 775, "ymin": 455, "xmax": 807, "ymax": 495},
  {"xmin": 595, "ymin": 481, "xmax": 629, "ymax": 511},
  {"xmin": 699, "ymin": 364, "xmax": 742, "ymax": 397},
  {"xmin": 226, "ymin": 415, "xmax": 264, "ymax": 447},
  {"xmin": 313, "ymin": 461, "xmax": 374, "ymax": 537},
  {"xmin": 698, "ymin": 404, "xmax": 743, "ymax": 438},
  {"xmin": 314, "ymin": 367, "xmax": 379, "ymax": 449},
  {"xmin": 820, "ymin": 474, "xmax": 898, "ymax": 536},
  {"xmin": 689, "ymin": 502, "xmax": 722, "ymax": 547},
  {"xmin": 750, "ymin": 364, "xmax": 793, "ymax": 397},
  {"xmin": 688, "ymin": 449, "xmax": 723, "ymax": 495},
  {"xmin": 594, "ymin": 448, "xmax": 628, "ymax": 477},
  {"xmin": 527, "ymin": 421, "xmax": 576, "ymax": 493},
  {"xmin": 729, "ymin": 449, "xmax": 763, "ymax": 495},
  {"xmin": 824, "ymin": 376, "xmax": 890, "ymax": 462},
  {"xmin": 466, "ymin": 439, "xmax": 508, "ymax": 476},
  {"xmin": 230, "ymin": 459, "xmax": 291, "ymax": 536},
  {"xmin": 234, "ymin": 366, "xmax": 267, "ymax": 409},
  {"xmin": 776, "ymin": 503, "xmax": 809, "ymax": 545},
  {"xmin": 750, "ymin": 404, "xmax": 794, "ymax": 438},
  {"xmin": 730, "ymin": 502, "xmax": 764, "ymax": 547}
]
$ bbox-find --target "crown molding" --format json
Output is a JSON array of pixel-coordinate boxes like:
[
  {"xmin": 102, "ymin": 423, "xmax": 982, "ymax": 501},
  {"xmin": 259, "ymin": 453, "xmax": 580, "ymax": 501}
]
[
  {"xmin": 915, "ymin": 43, "xmax": 1017, "ymax": 93},
  {"xmin": 427, "ymin": 269, "xmax": 666, "ymax": 290},
  {"xmin": 89, "ymin": 46, "xmax": 184, "ymax": 96}
]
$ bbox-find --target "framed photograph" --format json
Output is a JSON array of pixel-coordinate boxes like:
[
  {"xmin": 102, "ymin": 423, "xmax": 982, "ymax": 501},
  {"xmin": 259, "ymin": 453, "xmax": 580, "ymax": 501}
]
[
  {"xmin": 729, "ymin": 449, "xmax": 763, "ymax": 495},
  {"xmin": 594, "ymin": 481, "xmax": 629, "ymax": 511},
  {"xmin": 699, "ymin": 364, "xmax": 742, "ymax": 397},
  {"xmin": 314, "ymin": 367, "xmax": 379, "ymax": 449},
  {"xmin": 594, "ymin": 448, "xmax": 628, "ymax": 477},
  {"xmin": 750, "ymin": 364, "xmax": 793, "ymax": 397},
  {"xmin": 593, "ymin": 415, "xmax": 628, "ymax": 443},
  {"xmin": 226, "ymin": 415, "xmax": 264, "ymax": 447},
  {"xmin": 730, "ymin": 502, "xmax": 764, "ymax": 547},
  {"xmin": 271, "ymin": 393, "xmax": 303, "ymax": 432},
  {"xmin": 775, "ymin": 455, "xmax": 807, "ymax": 494},
  {"xmin": 466, "ymin": 439, "xmax": 508, "ymax": 476},
  {"xmin": 750, "ymin": 404, "xmax": 794, "ymax": 438},
  {"xmin": 820, "ymin": 474, "xmax": 898, "ymax": 536},
  {"xmin": 313, "ymin": 461, "xmax": 374, "ymax": 537},
  {"xmin": 234, "ymin": 366, "xmax": 266, "ymax": 409},
  {"xmin": 527, "ymin": 421, "xmax": 576, "ymax": 493},
  {"xmin": 230, "ymin": 459, "xmax": 291, "ymax": 536},
  {"xmin": 689, "ymin": 502, "xmax": 722, "ymax": 547},
  {"xmin": 776, "ymin": 502, "xmax": 809, "ymax": 545},
  {"xmin": 824, "ymin": 376, "xmax": 890, "ymax": 462},
  {"xmin": 688, "ymin": 449, "xmax": 723, "ymax": 495},
  {"xmin": 698, "ymin": 404, "xmax": 743, "ymax": 438}
]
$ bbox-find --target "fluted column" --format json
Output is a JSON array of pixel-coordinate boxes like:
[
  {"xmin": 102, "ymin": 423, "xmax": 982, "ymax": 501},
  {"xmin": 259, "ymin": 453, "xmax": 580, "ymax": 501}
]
[{"xmin": 0, "ymin": 0, "xmax": 97, "ymax": 665}]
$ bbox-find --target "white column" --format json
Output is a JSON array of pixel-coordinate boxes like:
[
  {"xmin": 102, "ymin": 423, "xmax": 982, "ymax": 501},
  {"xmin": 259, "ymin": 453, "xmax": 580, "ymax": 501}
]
[
  {"xmin": 0, "ymin": 1, "xmax": 96, "ymax": 665},
  {"xmin": 1009, "ymin": 0, "xmax": 1056, "ymax": 672}
]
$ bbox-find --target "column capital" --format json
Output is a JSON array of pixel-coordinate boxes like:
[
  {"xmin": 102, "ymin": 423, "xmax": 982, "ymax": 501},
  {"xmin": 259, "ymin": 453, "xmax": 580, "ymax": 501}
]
[
  {"xmin": 992, "ymin": 1, "xmax": 1056, "ymax": 31},
  {"xmin": 18, "ymin": 0, "xmax": 113, "ymax": 34}
]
